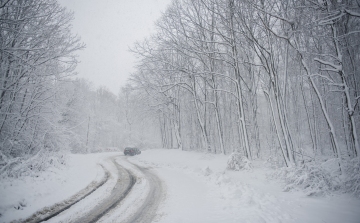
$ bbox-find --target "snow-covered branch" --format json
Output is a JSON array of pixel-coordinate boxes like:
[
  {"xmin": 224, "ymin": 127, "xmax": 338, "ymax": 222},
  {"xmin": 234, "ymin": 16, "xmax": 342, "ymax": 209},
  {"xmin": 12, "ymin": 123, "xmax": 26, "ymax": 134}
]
[{"xmin": 314, "ymin": 58, "xmax": 341, "ymax": 71}]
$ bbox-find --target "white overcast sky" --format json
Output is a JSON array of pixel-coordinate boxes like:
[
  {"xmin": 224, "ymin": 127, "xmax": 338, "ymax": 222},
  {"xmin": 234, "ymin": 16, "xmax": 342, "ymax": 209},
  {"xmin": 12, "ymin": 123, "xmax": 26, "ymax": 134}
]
[{"xmin": 58, "ymin": 0, "xmax": 172, "ymax": 94}]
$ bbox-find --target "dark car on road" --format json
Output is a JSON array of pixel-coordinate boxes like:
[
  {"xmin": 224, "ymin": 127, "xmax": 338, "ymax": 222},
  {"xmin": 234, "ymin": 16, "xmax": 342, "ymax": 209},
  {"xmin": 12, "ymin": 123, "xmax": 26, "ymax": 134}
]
[{"xmin": 124, "ymin": 147, "xmax": 141, "ymax": 156}]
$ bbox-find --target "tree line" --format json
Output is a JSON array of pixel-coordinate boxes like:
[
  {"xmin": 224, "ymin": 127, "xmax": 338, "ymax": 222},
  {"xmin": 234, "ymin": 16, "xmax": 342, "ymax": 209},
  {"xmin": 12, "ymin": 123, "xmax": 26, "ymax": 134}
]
[{"xmin": 130, "ymin": 0, "xmax": 360, "ymax": 169}]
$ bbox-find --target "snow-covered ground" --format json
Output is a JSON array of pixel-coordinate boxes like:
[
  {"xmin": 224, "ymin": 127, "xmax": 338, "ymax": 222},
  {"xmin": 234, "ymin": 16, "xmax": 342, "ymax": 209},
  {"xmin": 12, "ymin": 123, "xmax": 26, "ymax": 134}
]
[
  {"xmin": 0, "ymin": 152, "xmax": 115, "ymax": 222},
  {"xmin": 129, "ymin": 149, "xmax": 360, "ymax": 223},
  {"xmin": 1, "ymin": 149, "xmax": 360, "ymax": 223}
]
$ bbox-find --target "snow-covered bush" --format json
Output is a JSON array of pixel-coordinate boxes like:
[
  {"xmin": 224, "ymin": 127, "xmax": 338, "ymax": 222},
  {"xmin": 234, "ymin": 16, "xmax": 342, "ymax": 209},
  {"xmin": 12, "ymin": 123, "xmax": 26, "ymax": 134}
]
[
  {"xmin": 227, "ymin": 152, "xmax": 252, "ymax": 171},
  {"xmin": 265, "ymin": 154, "xmax": 285, "ymax": 169},
  {"xmin": 343, "ymin": 158, "xmax": 360, "ymax": 197},
  {"xmin": 272, "ymin": 160, "xmax": 340, "ymax": 196},
  {"xmin": 0, "ymin": 151, "xmax": 67, "ymax": 179},
  {"xmin": 203, "ymin": 166, "xmax": 213, "ymax": 176},
  {"xmin": 271, "ymin": 158, "xmax": 360, "ymax": 197}
]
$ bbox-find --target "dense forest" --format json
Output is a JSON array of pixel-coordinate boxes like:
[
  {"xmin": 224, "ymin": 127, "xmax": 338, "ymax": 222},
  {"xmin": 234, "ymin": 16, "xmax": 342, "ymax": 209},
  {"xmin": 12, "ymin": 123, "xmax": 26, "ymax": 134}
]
[
  {"xmin": 130, "ymin": 0, "xmax": 360, "ymax": 164},
  {"xmin": 128, "ymin": 0, "xmax": 360, "ymax": 194}
]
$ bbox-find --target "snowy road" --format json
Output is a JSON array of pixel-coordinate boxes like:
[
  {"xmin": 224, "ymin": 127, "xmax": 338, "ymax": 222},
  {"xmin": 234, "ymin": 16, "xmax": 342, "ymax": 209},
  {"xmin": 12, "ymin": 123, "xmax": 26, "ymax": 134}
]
[
  {"xmin": 57, "ymin": 156, "xmax": 163, "ymax": 223},
  {"xmin": 13, "ymin": 155, "xmax": 164, "ymax": 223},
  {"xmin": 123, "ymin": 164, "xmax": 163, "ymax": 223},
  {"xmin": 2, "ymin": 150, "xmax": 360, "ymax": 223},
  {"xmin": 73, "ymin": 157, "xmax": 136, "ymax": 223}
]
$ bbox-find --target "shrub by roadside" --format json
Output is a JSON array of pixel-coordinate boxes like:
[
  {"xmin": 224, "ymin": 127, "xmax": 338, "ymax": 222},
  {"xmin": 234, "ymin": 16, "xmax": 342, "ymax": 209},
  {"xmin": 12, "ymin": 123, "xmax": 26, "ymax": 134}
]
[{"xmin": 270, "ymin": 157, "xmax": 360, "ymax": 197}]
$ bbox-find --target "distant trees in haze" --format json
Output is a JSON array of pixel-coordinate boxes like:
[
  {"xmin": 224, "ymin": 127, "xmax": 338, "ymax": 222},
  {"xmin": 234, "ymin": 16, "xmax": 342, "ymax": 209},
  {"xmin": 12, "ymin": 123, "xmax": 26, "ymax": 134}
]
[
  {"xmin": 0, "ymin": 0, "xmax": 160, "ymax": 177},
  {"xmin": 59, "ymin": 80, "xmax": 160, "ymax": 154}
]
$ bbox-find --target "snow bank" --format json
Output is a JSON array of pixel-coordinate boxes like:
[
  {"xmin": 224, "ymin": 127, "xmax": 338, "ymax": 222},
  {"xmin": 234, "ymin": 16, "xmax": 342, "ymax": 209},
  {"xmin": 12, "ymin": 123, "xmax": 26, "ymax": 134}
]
[
  {"xmin": 227, "ymin": 152, "xmax": 252, "ymax": 171},
  {"xmin": 129, "ymin": 149, "xmax": 360, "ymax": 223},
  {"xmin": 0, "ymin": 152, "xmax": 117, "ymax": 222}
]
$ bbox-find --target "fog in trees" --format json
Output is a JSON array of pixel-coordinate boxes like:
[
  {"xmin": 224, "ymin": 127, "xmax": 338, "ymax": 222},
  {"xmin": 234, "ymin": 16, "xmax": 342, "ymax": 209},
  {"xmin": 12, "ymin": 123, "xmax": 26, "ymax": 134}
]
[
  {"xmin": 1, "ymin": 0, "xmax": 359, "ymax": 196},
  {"xmin": 0, "ymin": 0, "xmax": 160, "ymax": 178}
]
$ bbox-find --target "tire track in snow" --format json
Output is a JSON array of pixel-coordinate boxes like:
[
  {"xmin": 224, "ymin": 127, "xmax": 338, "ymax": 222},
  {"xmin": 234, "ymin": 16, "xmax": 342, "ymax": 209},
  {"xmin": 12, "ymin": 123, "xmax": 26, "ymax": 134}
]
[
  {"xmin": 19, "ymin": 165, "xmax": 109, "ymax": 223},
  {"xmin": 19, "ymin": 155, "xmax": 162, "ymax": 223},
  {"xmin": 73, "ymin": 157, "xmax": 136, "ymax": 223},
  {"xmin": 123, "ymin": 164, "xmax": 163, "ymax": 223}
]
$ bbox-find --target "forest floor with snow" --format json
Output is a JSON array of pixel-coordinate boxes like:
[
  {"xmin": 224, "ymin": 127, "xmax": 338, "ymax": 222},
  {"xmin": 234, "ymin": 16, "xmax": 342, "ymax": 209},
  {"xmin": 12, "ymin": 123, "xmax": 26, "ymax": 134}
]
[{"xmin": 1, "ymin": 149, "xmax": 360, "ymax": 223}]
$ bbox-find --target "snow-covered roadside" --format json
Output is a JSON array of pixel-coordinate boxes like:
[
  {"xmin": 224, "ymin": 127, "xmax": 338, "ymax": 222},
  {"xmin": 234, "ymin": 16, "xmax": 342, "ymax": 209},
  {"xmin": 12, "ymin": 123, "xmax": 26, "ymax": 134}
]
[
  {"xmin": 46, "ymin": 153, "xmax": 121, "ymax": 223},
  {"xmin": 2, "ymin": 149, "xmax": 359, "ymax": 223},
  {"xmin": 0, "ymin": 152, "xmax": 120, "ymax": 223},
  {"xmin": 129, "ymin": 149, "xmax": 360, "ymax": 223}
]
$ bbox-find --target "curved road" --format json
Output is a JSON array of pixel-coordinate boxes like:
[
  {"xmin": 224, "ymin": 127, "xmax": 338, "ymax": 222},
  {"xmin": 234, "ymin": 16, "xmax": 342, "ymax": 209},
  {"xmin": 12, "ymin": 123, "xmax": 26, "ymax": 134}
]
[
  {"xmin": 76, "ymin": 156, "xmax": 163, "ymax": 223},
  {"xmin": 123, "ymin": 163, "xmax": 163, "ymax": 223},
  {"xmin": 74, "ymin": 156, "xmax": 136, "ymax": 223},
  {"xmin": 25, "ymin": 155, "xmax": 163, "ymax": 223}
]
